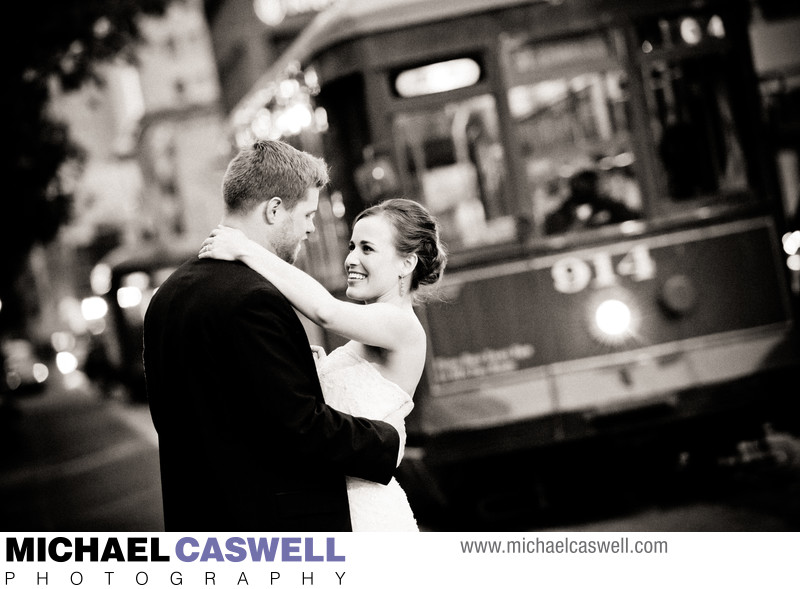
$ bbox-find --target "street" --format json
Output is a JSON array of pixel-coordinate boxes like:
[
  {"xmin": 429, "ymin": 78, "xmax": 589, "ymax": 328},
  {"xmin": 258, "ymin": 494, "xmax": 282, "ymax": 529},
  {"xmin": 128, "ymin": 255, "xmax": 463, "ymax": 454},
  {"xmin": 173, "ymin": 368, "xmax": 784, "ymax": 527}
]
[
  {"xmin": 0, "ymin": 378, "xmax": 163, "ymax": 531},
  {"xmin": 2, "ymin": 376, "xmax": 799, "ymax": 532}
]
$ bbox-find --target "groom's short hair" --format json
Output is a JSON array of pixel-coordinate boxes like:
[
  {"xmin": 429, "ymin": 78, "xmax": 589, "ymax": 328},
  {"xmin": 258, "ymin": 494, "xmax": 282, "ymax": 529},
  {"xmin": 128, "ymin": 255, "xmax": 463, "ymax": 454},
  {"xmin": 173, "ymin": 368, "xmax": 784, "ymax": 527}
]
[{"xmin": 222, "ymin": 140, "xmax": 329, "ymax": 214}]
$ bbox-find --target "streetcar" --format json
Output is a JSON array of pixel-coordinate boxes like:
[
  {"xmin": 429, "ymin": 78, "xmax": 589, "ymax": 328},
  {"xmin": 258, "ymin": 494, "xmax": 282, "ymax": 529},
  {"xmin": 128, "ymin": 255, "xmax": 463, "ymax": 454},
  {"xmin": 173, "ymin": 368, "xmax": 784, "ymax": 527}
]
[{"xmin": 230, "ymin": 0, "xmax": 800, "ymax": 523}]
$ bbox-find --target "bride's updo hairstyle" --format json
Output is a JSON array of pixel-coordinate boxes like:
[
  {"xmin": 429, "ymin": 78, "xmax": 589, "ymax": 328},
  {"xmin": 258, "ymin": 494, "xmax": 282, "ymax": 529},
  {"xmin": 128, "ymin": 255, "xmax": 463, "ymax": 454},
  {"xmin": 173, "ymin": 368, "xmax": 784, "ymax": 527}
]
[{"xmin": 354, "ymin": 198, "xmax": 447, "ymax": 298}]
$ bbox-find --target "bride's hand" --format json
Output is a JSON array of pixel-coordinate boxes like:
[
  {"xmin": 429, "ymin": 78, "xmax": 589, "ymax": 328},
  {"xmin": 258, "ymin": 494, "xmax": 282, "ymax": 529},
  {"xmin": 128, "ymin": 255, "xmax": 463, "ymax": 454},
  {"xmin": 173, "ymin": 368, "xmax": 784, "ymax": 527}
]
[
  {"xmin": 199, "ymin": 225, "xmax": 251, "ymax": 261},
  {"xmin": 310, "ymin": 345, "xmax": 327, "ymax": 362}
]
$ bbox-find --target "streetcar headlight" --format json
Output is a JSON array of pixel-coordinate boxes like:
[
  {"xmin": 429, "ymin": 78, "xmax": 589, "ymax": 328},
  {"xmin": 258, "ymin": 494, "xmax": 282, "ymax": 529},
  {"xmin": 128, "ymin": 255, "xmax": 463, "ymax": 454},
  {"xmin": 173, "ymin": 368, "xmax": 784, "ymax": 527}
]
[
  {"xmin": 595, "ymin": 299, "xmax": 632, "ymax": 337},
  {"xmin": 589, "ymin": 294, "xmax": 639, "ymax": 345}
]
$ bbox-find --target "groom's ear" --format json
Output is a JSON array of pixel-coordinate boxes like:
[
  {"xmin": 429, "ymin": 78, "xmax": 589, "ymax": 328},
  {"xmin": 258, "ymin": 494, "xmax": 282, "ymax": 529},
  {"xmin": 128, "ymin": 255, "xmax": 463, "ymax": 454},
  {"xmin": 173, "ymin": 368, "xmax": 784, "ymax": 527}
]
[{"xmin": 262, "ymin": 197, "xmax": 283, "ymax": 225}]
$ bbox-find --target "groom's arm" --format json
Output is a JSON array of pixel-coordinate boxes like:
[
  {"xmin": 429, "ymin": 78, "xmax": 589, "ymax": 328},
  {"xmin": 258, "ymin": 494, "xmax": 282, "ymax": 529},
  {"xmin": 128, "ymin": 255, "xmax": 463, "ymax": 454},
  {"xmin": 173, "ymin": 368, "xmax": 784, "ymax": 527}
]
[{"xmin": 232, "ymin": 287, "xmax": 400, "ymax": 484}]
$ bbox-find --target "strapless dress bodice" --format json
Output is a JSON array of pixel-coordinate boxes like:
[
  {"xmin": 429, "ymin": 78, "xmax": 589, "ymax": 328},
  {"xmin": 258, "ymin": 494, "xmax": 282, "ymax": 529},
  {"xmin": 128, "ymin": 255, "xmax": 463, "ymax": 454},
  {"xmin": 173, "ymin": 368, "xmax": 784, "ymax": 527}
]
[
  {"xmin": 316, "ymin": 345, "xmax": 414, "ymax": 421},
  {"xmin": 316, "ymin": 345, "xmax": 418, "ymax": 531}
]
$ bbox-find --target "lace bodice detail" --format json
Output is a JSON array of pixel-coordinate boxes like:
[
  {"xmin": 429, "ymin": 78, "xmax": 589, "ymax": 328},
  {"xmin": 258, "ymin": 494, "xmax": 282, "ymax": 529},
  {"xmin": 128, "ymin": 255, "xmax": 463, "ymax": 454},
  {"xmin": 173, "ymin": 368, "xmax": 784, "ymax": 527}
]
[
  {"xmin": 316, "ymin": 345, "xmax": 414, "ymax": 421},
  {"xmin": 315, "ymin": 345, "xmax": 418, "ymax": 531}
]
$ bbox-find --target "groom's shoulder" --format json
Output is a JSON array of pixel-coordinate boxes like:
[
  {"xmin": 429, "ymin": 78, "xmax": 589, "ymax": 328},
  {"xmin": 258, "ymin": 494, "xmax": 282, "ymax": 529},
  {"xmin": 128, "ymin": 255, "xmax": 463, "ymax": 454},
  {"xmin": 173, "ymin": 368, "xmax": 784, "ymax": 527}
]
[{"xmin": 166, "ymin": 258, "xmax": 283, "ymax": 300}]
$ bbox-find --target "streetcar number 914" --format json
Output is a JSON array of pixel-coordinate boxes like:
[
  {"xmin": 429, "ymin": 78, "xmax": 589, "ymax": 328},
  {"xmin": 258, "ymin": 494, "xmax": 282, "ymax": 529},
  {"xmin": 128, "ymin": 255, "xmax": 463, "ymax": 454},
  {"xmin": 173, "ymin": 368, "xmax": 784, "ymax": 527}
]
[{"xmin": 551, "ymin": 244, "xmax": 656, "ymax": 294}]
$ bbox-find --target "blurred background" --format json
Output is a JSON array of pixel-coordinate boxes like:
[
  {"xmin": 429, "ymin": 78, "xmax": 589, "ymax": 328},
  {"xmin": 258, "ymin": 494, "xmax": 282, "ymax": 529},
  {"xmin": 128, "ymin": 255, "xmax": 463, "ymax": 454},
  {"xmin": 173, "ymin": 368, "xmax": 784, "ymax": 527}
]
[{"xmin": 2, "ymin": 0, "xmax": 800, "ymax": 532}]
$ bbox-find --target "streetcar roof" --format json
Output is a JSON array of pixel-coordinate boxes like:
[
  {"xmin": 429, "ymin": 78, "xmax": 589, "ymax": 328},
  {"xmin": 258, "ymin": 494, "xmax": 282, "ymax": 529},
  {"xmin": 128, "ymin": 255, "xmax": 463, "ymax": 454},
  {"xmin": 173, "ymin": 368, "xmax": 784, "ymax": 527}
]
[
  {"xmin": 294, "ymin": 0, "xmax": 541, "ymax": 50},
  {"xmin": 230, "ymin": 0, "xmax": 545, "ymax": 132}
]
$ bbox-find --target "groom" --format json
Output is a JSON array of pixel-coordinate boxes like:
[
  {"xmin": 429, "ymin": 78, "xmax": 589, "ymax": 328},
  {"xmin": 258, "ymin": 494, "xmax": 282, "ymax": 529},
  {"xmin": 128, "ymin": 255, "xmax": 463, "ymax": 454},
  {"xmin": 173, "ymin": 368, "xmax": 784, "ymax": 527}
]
[{"xmin": 143, "ymin": 140, "xmax": 404, "ymax": 531}]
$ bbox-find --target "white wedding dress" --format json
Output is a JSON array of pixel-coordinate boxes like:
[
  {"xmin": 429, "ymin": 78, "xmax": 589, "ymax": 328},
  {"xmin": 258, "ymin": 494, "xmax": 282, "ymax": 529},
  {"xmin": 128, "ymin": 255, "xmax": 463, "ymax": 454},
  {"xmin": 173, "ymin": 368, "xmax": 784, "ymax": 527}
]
[{"xmin": 316, "ymin": 345, "xmax": 419, "ymax": 531}]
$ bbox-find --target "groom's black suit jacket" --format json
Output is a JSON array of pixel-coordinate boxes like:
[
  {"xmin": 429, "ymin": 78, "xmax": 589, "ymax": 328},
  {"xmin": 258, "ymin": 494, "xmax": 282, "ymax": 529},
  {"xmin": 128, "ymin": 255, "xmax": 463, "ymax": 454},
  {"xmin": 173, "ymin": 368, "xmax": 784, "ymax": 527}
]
[{"xmin": 143, "ymin": 257, "xmax": 399, "ymax": 531}]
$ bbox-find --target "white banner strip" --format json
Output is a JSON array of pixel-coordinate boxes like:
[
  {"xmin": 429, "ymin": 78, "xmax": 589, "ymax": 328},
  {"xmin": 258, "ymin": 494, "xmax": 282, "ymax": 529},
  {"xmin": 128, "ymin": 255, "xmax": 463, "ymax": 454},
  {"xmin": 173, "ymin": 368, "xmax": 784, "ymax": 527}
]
[{"xmin": 2, "ymin": 532, "xmax": 797, "ymax": 588}]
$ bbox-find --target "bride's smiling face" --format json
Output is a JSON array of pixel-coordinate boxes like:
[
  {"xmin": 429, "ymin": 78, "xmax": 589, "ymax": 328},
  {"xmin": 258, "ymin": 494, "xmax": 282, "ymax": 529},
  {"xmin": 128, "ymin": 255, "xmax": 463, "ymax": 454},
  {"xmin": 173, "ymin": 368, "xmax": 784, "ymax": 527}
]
[{"xmin": 344, "ymin": 214, "xmax": 406, "ymax": 304}]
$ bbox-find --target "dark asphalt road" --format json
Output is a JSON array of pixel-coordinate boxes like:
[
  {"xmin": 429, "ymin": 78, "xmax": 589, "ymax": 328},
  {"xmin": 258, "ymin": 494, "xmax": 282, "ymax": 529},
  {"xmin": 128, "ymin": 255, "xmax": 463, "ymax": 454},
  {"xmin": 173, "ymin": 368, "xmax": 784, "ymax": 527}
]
[{"xmin": 0, "ymin": 378, "xmax": 164, "ymax": 532}]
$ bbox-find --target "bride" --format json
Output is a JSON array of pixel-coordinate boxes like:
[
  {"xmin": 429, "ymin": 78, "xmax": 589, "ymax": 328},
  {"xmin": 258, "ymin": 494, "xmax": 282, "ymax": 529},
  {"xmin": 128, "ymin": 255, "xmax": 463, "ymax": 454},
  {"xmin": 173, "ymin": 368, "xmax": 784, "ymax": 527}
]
[{"xmin": 200, "ymin": 198, "xmax": 447, "ymax": 531}]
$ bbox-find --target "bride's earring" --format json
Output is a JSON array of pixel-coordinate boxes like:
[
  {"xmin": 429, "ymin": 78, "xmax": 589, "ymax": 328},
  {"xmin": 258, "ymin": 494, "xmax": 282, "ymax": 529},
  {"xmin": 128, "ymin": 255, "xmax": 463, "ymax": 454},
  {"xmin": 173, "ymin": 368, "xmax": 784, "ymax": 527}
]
[{"xmin": 398, "ymin": 274, "xmax": 407, "ymax": 298}]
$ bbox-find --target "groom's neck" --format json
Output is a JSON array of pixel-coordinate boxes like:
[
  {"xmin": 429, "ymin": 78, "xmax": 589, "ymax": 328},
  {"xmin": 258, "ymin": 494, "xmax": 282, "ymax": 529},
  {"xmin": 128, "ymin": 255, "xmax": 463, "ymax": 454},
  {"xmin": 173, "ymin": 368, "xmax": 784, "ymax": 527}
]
[{"xmin": 219, "ymin": 213, "xmax": 277, "ymax": 255}]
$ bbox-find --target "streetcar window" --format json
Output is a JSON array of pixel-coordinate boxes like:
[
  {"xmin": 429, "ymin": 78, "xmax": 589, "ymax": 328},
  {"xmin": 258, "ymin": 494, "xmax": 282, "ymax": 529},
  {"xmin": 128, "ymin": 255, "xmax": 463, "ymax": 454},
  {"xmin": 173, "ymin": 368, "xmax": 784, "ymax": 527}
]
[
  {"xmin": 502, "ymin": 30, "xmax": 644, "ymax": 236},
  {"xmin": 393, "ymin": 94, "xmax": 513, "ymax": 250},
  {"xmin": 638, "ymin": 14, "xmax": 749, "ymax": 204},
  {"xmin": 508, "ymin": 68, "xmax": 643, "ymax": 235}
]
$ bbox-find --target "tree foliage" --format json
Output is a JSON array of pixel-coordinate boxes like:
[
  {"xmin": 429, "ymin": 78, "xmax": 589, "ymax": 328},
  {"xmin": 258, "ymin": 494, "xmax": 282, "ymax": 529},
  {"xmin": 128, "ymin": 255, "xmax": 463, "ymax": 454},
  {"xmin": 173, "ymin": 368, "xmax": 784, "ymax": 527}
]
[{"xmin": 2, "ymin": 0, "xmax": 173, "ymax": 331}]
